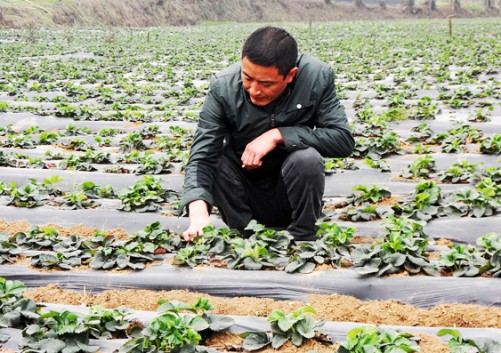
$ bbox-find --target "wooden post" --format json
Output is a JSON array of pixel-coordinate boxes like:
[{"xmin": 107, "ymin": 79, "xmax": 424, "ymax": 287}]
[{"xmin": 448, "ymin": 15, "xmax": 455, "ymax": 36}]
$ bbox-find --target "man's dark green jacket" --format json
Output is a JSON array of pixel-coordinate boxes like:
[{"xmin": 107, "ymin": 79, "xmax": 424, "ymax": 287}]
[{"xmin": 181, "ymin": 54, "xmax": 355, "ymax": 212}]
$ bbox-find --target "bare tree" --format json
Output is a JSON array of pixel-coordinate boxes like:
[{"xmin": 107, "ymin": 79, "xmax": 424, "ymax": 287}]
[
  {"xmin": 484, "ymin": 0, "xmax": 496, "ymax": 10},
  {"xmin": 354, "ymin": 0, "xmax": 366, "ymax": 7},
  {"xmin": 452, "ymin": 0, "xmax": 462, "ymax": 14},
  {"xmin": 403, "ymin": 0, "xmax": 416, "ymax": 13}
]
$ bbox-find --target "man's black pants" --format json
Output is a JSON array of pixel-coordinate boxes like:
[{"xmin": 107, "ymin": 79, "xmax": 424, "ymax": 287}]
[{"xmin": 212, "ymin": 147, "xmax": 325, "ymax": 241}]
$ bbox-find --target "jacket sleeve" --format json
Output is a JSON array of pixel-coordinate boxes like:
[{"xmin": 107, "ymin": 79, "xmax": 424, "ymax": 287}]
[
  {"xmin": 180, "ymin": 78, "xmax": 227, "ymax": 214},
  {"xmin": 277, "ymin": 67, "xmax": 355, "ymax": 158}
]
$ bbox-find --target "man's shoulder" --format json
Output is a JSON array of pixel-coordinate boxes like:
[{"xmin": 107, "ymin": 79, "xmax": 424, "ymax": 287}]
[
  {"xmin": 294, "ymin": 54, "xmax": 333, "ymax": 90},
  {"xmin": 209, "ymin": 62, "xmax": 241, "ymax": 95},
  {"xmin": 213, "ymin": 62, "xmax": 241, "ymax": 83},
  {"xmin": 297, "ymin": 54, "xmax": 331, "ymax": 74}
]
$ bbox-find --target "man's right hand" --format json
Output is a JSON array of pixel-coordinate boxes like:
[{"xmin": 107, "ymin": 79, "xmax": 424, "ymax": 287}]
[{"xmin": 183, "ymin": 200, "xmax": 211, "ymax": 242}]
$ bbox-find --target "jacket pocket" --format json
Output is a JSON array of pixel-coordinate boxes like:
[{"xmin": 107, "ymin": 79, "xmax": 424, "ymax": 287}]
[{"xmin": 283, "ymin": 102, "xmax": 315, "ymax": 125}]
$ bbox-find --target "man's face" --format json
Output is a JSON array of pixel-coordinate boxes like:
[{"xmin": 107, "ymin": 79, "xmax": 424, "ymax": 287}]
[{"xmin": 241, "ymin": 56, "xmax": 298, "ymax": 107}]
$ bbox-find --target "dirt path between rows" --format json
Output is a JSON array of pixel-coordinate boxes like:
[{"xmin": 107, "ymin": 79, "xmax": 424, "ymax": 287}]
[
  {"xmin": 23, "ymin": 285, "xmax": 455, "ymax": 353},
  {"xmin": 25, "ymin": 284, "xmax": 501, "ymax": 329}
]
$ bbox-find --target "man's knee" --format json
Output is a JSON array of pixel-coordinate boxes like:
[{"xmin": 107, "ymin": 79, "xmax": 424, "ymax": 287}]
[{"xmin": 282, "ymin": 147, "xmax": 324, "ymax": 178}]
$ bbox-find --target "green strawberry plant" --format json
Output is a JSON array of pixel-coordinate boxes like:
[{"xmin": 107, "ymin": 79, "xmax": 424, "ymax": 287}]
[
  {"xmin": 475, "ymin": 177, "xmax": 501, "ymax": 199},
  {"xmin": 344, "ymin": 204, "xmax": 394, "ymax": 222},
  {"xmin": 197, "ymin": 225, "xmax": 240, "ymax": 256},
  {"xmin": 55, "ymin": 102, "xmax": 77, "ymax": 117},
  {"xmin": 353, "ymin": 132, "xmax": 402, "ymax": 161},
  {"xmin": 134, "ymin": 155, "xmax": 175, "ymax": 175},
  {"xmin": 60, "ymin": 191, "xmax": 99, "ymax": 210},
  {"xmin": 84, "ymin": 306, "xmax": 134, "ymax": 339},
  {"xmin": 78, "ymin": 150, "xmax": 112, "ymax": 164},
  {"xmin": 63, "ymin": 124, "xmax": 92, "ymax": 136},
  {"xmin": 118, "ymin": 176, "xmax": 166, "ymax": 212},
  {"xmin": 409, "ymin": 96, "xmax": 440, "ymax": 120},
  {"xmin": 98, "ymin": 184, "xmax": 117, "ymax": 199},
  {"xmin": 400, "ymin": 155, "xmax": 437, "ymax": 179},
  {"xmin": 407, "ymin": 123, "xmax": 434, "ymax": 144},
  {"xmin": 324, "ymin": 157, "xmax": 359, "ymax": 174},
  {"xmin": 412, "ymin": 143, "xmax": 432, "ymax": 154},
  {"xmin": 41, "ymin": 175, "xmax": 64, "ymax": 197},
  {"xmin": 352, "ymin": 119, "xmax": 387, "ymax": 139},
  {"xmin": 21, "ymin": 310, "xmax": 99, "ymax": 353},
  {"xmin": 61, "ymin": 137, "xmax": 94, "ymax": 152},
  {"xmin": 38, "ymin": 131, "xmax": 59, "ymax": 145},
  {"xmin": 438, "ymin": 160, "xmax": 479, "ymax": 184},
  {"xmin": 396, "ymin": 181, "xmax": 448, "ymax": 221},
  {"xmin": 480, "ymin": 134, "xmax": 501, "ymax": 155},
  {"xmin": 437, "ymin": 244, "xmax": 488, "ymax": 277},
  {"xmin": 89, "ymin": 238, "xmax": 155, "ymax": 271},
  {"xmin": 441, "ymin": 136, "xmax": 466, "ymax": 153},
  {"xmin": 0, "ymin": 233, "xmax": 21, "ymax": 264},
  {"xmin": 137, "ymin": 125, "xmax": 160, "ymax": 138},
  {"xmin": 98, "ymin": 127, "xmax": 121, "ymax": 137},
  {"xmin": 7, "ymin": 182, "xmax": 49, "ymax": 208},
  {"xmin": 53, "ymin": 234, "xmax": 86, "ymax": 253},
  {"xmin": 476, "ymin": 232, "xmax": 501, "ymax": 277},
  {"xmin": 476, "ymin": 166, "xmax": 501, "ymax": 185},
  {"xmin": 338, "ymin": 326, "xmax": 420, "ymax": 353},
  {"xmin": 447, "ymin": 122, "xmax": 483, "ymax": 144},
  {"xmin": 15, "ymin": 226, "xmax": 61, "ymax": 250},
  {"xmin": 119, "ymin": 132, "xmax": 147, "ymax": 153},
  {"xmin": 120, "ymin": 298, "xmax": 232, "ymax": 353},
  {"xmin": 453, "ymin": 187, "xmax": 500, "ymax": 218},
  {"xmin": 348, "ymin": 184, "xmax": 392, "ymax": 205},
  {"xmin": 173, "ymin": 244, "xmax": 209, "ymax": 267},
  {"xmin": 242, "ymin": 306, "xmax": 329, "ymax": 351},
  {"xmin": 79, "ymin": 181, "xmax": 103, "ymax": 199},
  {"xmin": 468, "ymin": 108, "xmax": 491, "ymax": 122},
  {"xmin": 224, "ymin": 238, "xmax": 281, "ymax": 270},
  {"xmin": 364, "ymin": 158, "xmax": 391, "ymax": 172},
  {"xmin": 438, "ymin": 328, "xmax": 501, "ymax": 353},
  {"xmin": 174, "ymin": 225, "xmax": 242, "ymax": 268},
  {"xmin": 286, "ymin": 223, "xmax": 355, "ymax": 274},
  {"xmin": 30, "ymin": 250, "xmax": 84, "ymax": 270},
  {"xmin": 131, "ymin": 221, "xmax": 183, "ymax": 253},
  {"xmin": 0, "ymin": 181, "xmax": 15, "ymax": 195},
  {"xmin": 2, "ymin": 134, "xmax": 35, "ymax": 149},
  {"xmin": 351, "ymin": 216, "xmax": 435, "ymax": 276},
  {"xmin": 284, "ymin": 241, "xmax": 327, "ymax": 274},
  {"xmin": 245, "ymin": 220, "xmax": 294, "ymax": 255},
  {"xmin": 0, "ymin": 278, "xmax": 40, "ymax": 329}
]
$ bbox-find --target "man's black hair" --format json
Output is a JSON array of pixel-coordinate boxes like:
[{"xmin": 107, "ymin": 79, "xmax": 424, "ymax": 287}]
[{"xmin": 242, "ymin": 26, "xmax": 298, "ymax": 78}]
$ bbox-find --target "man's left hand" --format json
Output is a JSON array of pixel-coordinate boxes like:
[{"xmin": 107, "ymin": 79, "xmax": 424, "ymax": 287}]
[{"xmin": 241, "ymin": 128, "xmax": 284, "ymax": 170}]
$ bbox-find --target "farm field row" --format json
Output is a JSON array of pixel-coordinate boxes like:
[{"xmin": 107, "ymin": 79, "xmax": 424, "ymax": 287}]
[{"xmin": 1, "ymin": 19, "xmax": 500, "ymax": 353}]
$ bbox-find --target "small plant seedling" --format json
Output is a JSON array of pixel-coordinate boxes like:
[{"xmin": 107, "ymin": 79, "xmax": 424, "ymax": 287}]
[
  {"xmin": 242, "ymin": 306, "xmax": 329, "ymax": 350},
  {"xmin": 338, "ymin": 326, "xmax": 420, "ymax": 353}
]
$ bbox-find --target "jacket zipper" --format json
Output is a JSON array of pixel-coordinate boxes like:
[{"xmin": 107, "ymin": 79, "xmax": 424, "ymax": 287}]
[{"xmin": 270, "ymin": 87, "xmax": 291, "ymax": 128}]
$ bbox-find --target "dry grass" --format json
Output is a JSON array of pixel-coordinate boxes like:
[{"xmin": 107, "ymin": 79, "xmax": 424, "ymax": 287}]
[{"xmin": 1, "ymin": 0, "xmax": 492, "ymax": 29}]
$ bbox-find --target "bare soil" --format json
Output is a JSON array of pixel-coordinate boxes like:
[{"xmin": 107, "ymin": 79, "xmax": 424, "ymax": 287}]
[
  {"xmin": 0, "ymin": 220, "xmax": 129, "ymax": 240},
  {"xmin": 24, "ymin": 285, "xmax": 501, "ymax": 329},
  {"xmin": 23, "ymin": 285, "xmax": 454, "ymax": 352}
]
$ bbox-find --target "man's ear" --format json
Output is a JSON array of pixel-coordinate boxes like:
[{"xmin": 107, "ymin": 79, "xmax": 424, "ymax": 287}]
[{"xmin": 285, "ymin": 67, "xmax": 299, "ymax": 84}]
